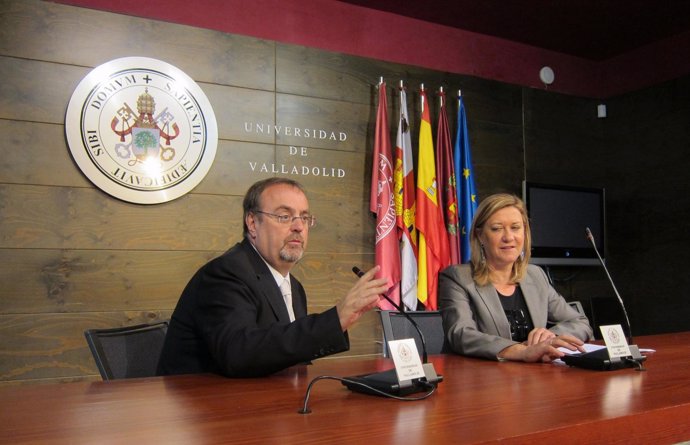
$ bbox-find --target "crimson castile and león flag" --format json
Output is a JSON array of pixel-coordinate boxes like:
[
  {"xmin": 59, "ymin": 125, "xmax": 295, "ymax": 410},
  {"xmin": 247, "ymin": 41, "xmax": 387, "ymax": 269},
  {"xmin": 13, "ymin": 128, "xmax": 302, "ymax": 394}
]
[{"xmin": 370, "ymin": 81, "xmax": 401, "ymax": 310}]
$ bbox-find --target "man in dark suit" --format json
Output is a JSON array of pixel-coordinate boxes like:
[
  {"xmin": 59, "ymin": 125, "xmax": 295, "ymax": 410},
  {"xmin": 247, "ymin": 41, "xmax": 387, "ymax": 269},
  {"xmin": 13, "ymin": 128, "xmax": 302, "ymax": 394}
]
[{"xmin": 157, "ymin": 177, "xmax": 388, "ymax": 377}]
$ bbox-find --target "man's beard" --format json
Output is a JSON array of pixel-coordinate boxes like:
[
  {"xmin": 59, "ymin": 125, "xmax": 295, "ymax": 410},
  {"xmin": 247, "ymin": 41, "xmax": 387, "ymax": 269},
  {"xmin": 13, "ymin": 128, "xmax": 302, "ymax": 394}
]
[{"xmin": 279, "ymin": 243, "xmax": 304, "ymax": 263}]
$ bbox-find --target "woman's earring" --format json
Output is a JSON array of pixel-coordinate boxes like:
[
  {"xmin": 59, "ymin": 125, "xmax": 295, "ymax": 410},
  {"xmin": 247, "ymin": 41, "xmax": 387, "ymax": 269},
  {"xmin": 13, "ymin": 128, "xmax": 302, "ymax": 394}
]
[
  {"xmin": 480, "ymin": 243, "xmax": 486, "ymax": 263},
  {"xmin": 520, "ymin": 250, "xmax": 525, "ymax": 261}
]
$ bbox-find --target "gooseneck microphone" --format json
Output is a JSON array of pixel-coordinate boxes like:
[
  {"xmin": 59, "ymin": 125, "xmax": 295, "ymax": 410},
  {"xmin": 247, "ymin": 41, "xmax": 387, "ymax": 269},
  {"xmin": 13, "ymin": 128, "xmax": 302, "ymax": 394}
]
[
  {"xmin": 585, "ymin": 227, "xmax": 633, "ymax": 344},
  {"xmin": 352, "ymin": 266, "xmax": 428, "ymax": 363},
  {"xmin": 561, "ymin": 228, "xmax": 646, "ymax": 371},
  {"xmin": 296, "ymin": 266, "xmax": 443, "ymax": 413},
  {"xmin": 338, "ymin": 266, "xmax": 442, "ymax": 395}
]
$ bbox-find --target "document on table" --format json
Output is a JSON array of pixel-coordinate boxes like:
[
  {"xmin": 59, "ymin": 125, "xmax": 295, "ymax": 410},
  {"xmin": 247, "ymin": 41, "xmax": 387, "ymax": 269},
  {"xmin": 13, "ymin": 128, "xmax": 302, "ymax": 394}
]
[{"xmin": 554, "ymin": 343, "xmax": 655, "ymax": 366}]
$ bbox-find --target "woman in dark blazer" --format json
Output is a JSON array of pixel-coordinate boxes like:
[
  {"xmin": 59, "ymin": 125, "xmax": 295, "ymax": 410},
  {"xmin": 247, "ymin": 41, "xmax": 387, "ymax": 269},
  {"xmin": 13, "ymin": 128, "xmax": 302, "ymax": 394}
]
[{"xmin": 439, "ymin": 193, "xmax": 593, "ymax": 363}]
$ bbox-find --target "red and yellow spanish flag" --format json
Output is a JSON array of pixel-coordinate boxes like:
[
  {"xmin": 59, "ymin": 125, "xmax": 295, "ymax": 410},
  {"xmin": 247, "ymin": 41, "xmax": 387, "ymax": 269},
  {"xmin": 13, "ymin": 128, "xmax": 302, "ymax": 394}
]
[
  {"xmin": 370, "ymin": 80, "xmax": 401, "ymax": 309},
  {"xmin": 416, "ymin": 88, "xmax": 449, "ymax": 310}
]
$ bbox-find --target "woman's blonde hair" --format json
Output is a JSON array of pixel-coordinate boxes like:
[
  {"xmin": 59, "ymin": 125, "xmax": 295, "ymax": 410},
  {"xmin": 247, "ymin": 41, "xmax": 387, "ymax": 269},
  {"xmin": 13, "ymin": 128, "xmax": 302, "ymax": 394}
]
[{"xmin": 470, "ymin": 193, "xmax": 532, "ymax": 286}]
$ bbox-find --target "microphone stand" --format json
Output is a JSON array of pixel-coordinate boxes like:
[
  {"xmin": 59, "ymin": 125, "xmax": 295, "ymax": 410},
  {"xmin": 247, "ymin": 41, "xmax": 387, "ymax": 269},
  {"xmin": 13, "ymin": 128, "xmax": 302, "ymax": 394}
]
[
  {"xmin": 343, "ymin": 267, "xmax": 442, "ymax": 395},
  {"xmin": 562, "ymin": 229, "xmax": 646, "ymax": 371},
  {"xmin": 585, "ymin": 228, "xmax": 633, "ymax": 344},
  {"xmin": 353, "ymin": 266, "xmax": 428, "ymax": 362}
]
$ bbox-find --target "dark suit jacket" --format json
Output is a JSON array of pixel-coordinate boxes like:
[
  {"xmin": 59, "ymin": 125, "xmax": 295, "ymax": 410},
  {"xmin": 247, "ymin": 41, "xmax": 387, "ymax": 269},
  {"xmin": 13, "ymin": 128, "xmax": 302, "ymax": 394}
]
[
  {"xmin": 157, "ymin": 239, "xmax": 348, "ymax": 377},
  {"xmin": 439, "ymin": 264, "xmax": 593, "ymax": 360}
]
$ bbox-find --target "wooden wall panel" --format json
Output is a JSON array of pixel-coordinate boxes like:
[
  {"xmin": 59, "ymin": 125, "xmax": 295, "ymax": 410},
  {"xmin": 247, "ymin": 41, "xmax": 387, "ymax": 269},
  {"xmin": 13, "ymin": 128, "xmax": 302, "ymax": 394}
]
[
  {"xmin": 0, "ymin": 120, "xmax": 90, "ymax": 188},
  {"xmin": 588, "ymin": 77, "xmax": 690, "ymax": 335},
  {"xmin": 469, "ymin": 120, "xmax": 524, "ymax": 196},
  {"xmin": 275, "ymin": 145, "xmax": 372, "ymax": 253},
  {"xmin": 0, "ymin": 57, "xmax": 84, "ymax": 124},
  {"xmin": 0, "ymin": 249, "xmax": 218, "ymax": 313},
  {"xmin": 276, "ymin": 94, "xmax": 370, "ymax": 151},
  {"xmin": 473, "ymin": 165, "xmax": 525, "ymax": 198},
  {"xmin": 0, "ymin": 0, "xmax": 685, "ymax": 387},
  {"xmin": 0, "ymin": 0, "xmax": 392, "ymax": 383},
  {"xmin": 0, "ymin": 0, "xmax": 276, "ymax": 91},
  {"xmin": 12, "ymin": 0, "xmax": 679, "ymax": 384},
  {"xmin": 208, "ymin": 84, "xmax": 276, "ymax": 143},
  {"xmin": 0, "ymin": 311, "xmax": 172, "ymax": 382},
  {"xmin": 458, "ymin": 77, "xmax": 524, "ymax": 125},
  {"xmin": 277, "ymin": 43, "xmax": 430, "ymax": 104},
  {"xmin": 194, "ymin": 140, "xmax": 277, "ymax": 195},
  {"xmin": 293, "ymin": 252, "xmax": 382, "ymax": 357},
  {"xmin": 524, "ymin": 77, "xmax": 690, "ymax": 337},
  {"xmin": 0, "ymin": 185, "xmax": 243, "ymax": 251},
  {"xmin": 274, "ymin": 40, "xmax": 531, "ymax": 205},
  {"xmin": 294, "ymin": 252, "xmax": 377, "ymax": 324}
]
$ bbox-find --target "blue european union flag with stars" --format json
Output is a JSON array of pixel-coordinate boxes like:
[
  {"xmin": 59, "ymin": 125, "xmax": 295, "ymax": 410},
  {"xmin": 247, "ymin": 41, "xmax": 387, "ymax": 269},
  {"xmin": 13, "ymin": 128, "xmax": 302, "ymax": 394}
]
[{"xmin": 453, "ymin": 95, "xmax": 478, "ymax": 263}]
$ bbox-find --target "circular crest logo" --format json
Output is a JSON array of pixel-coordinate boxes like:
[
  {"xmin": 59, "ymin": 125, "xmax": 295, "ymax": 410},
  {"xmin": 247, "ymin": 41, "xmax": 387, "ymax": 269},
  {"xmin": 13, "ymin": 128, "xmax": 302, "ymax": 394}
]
[
  {"xmin": 396, "ymin": 342, "xmax": 413, "ymax": 363},
  {"xmin": 606, "ymin": 327, "xmax": 621, "ymax": 344},
  {"xmin": 374, "ymin": 152, "xmax": 396, "ymax": 241},
  {"xmin": 65, "ymin": 57, "xmax": 218, "ymax": 204}
]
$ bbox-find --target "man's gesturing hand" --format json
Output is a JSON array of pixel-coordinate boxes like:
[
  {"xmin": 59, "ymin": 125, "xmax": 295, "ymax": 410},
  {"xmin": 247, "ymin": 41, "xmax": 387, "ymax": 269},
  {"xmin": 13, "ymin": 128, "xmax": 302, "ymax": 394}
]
[{"xmin": 337, "ymin": 266, "xmax": 390, "ymax": 331}]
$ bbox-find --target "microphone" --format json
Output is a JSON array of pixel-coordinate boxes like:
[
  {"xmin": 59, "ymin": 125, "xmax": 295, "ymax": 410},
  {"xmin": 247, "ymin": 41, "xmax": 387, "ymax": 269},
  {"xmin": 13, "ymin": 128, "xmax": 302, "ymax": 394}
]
[
  {"xmin": 352, "ymin": 266, "xmax": 428, "ymax": 362},
  {"xmin": 340, "ymin": 266, "xmax": 442, "ymax": 396},
  {"xmin": 585, "ymin": 227, "xmax": 633, "ymax": 344},
  {"xmin": 562, "ymin": 228, "xmax": 646, "ymax": 371}
]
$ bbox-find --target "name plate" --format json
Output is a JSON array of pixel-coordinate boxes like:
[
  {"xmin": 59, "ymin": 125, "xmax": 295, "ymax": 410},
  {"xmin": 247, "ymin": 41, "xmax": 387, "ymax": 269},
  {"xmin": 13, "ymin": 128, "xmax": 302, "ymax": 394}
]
[
  {"xmin": 600, "ymin": 324, "xmax": 632, "ymax": 358},
  {"xmin": 388, "ymin": 338, "xmax": 425, "ymax": 381}
]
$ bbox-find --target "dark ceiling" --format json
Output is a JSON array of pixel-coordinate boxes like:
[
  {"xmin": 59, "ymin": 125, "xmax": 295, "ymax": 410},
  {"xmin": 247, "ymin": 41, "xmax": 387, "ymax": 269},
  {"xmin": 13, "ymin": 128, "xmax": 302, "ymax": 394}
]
[{"xmin": 337, "ymin": 0, "xmax": 690, "ymax": 61}]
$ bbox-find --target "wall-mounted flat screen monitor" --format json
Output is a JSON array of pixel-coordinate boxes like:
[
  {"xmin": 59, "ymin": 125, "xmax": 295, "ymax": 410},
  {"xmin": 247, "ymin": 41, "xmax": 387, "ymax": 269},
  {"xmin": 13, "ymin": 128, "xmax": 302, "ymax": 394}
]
[{"xmin": 522, "ymin": 182, "xmax": 605, "ymax": 266}]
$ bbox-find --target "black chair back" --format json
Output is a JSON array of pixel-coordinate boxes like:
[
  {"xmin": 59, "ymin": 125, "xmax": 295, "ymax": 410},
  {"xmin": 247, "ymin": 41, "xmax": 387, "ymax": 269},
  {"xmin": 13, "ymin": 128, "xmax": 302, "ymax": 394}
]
[
  {"xmin": 84, "ymin": 321, "xmax": 169, "ymax": 380},
  {"xmin": 379, "ymin": 310, "xmax": 449, "ymax": 358}
]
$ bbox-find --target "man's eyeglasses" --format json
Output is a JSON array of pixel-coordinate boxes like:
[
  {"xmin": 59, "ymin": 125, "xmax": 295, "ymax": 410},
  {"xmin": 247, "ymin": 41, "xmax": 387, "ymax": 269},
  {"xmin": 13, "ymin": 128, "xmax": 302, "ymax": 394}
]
[{"xmin": 254, "ymin": 211, "xmax": 316, "ymax": 227}]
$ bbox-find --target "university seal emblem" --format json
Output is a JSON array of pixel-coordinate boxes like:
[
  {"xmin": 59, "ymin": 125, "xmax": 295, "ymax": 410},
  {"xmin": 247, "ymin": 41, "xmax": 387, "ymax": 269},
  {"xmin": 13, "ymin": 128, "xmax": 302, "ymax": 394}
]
[{"xmin": 65, "ymin": 57, "xmax": 218, "ymax": 204}]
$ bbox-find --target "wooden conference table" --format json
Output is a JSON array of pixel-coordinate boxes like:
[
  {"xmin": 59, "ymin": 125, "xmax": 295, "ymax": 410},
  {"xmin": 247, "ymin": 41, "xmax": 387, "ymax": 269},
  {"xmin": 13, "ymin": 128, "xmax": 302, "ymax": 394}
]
[{"xmin": 2, "ymin": 332, "xmax": 690, "ymax": 444}]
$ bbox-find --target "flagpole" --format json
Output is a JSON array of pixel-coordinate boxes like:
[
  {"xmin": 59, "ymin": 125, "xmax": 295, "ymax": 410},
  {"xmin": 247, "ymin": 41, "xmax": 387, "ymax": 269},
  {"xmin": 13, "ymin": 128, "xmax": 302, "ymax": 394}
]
[
  {"xmin": 371, "ymin": 76, "xmax": 402, "ymax": 309},
  {"xmin": 395, "ymin": 79, "xmax": 419, "ymax": 311},
  {"xmin": 454, "ymin": 89, "xmax": 478, "ymax": 263}
]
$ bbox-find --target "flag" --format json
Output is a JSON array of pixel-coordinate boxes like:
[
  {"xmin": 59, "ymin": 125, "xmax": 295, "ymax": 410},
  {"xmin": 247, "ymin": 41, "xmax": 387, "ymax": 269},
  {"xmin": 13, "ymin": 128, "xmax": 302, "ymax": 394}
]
[
  {"xmin": 416, "ymin": 88, "xmax": 449, "ymax": 310},
  {"xmin": 393, "ymin": 85, "xmax": 418, "ymax": 311},
  {"xmin": 436, "ymin": 90, "xmax": 460, "ymax": 265},
  {"xmin": 454, "ymin": 95, "xmax": 478, "ymax": 263},
  {"xmin": 370, "ymin": 81, "xmax": 401, "ymax": 309}
]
